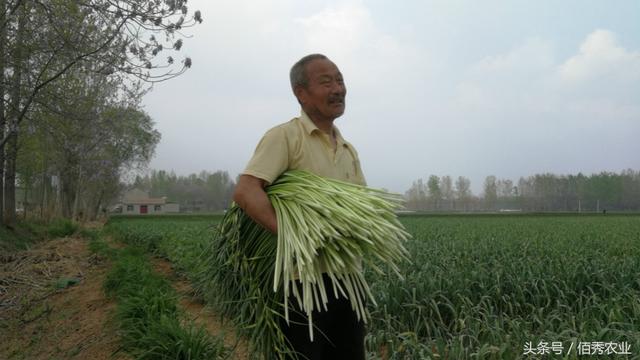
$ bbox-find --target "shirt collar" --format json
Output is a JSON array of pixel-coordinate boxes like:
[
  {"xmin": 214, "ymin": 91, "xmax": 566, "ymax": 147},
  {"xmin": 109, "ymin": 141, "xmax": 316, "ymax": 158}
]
[
  {"xmin": 299, "ymin": 110, "xmax": 318, "ymax": 135},
  {"xmin": 300, "ymin": 110, "xmax": 347, "ymax": 146}
]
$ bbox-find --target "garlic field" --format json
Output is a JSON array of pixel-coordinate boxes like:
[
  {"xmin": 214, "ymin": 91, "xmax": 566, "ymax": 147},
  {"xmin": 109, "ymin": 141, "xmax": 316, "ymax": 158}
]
[{"xmin": 105, "ymin": 214, "xmax": 640, "ymax": 359}]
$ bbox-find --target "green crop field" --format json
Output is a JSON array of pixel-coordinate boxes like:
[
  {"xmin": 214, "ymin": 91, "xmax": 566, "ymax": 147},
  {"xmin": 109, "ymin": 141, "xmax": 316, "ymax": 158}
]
[{"xmin": 105, "ymin": 214, "xmax": 640, "ymax": 359}]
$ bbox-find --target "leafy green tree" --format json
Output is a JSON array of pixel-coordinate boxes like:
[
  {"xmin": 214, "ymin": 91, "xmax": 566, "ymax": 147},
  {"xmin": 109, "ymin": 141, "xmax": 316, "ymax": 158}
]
[
  {"xmin": 1, "ymin": 0, "xmax": 201, "ymax": 225},
  {"xmin": 30, "ymin": 66, "xmax": 159, "ymax": 219},
  {"xmin": 427, "ymin": 175, "xmax": 441, "ymax": 210},
  {"xmin": 135, "ymin": 169, "xmax": 235, "ymax": 212}
]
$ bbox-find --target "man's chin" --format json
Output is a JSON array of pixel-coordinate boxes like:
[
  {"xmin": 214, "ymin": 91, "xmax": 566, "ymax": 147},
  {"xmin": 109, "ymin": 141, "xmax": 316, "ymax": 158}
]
[
  {"xmin": 331, "ymin": 105, "xmax": 345, "ymax": 118},
  {"xmin": 310, "ymin": 106, "xmax": 345, "ymax": 121}
]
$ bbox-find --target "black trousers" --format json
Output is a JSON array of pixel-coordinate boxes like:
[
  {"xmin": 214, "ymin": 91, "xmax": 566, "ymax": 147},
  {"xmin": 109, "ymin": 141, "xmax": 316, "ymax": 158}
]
[{"xmin": 280, "ymin": 275, "xmax": 366, "ymax": 360}]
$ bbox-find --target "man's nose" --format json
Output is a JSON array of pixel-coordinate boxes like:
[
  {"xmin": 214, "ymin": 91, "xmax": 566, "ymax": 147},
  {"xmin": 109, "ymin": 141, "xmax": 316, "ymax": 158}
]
[{"xmin": 331, "ymin": 81, "xmax": 346, "ymax": 94}]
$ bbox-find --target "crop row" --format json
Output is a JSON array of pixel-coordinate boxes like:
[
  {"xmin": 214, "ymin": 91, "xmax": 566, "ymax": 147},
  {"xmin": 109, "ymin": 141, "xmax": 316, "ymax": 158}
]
[{"xmin": 106, "ymin": 214, "xmax": 640, "ymax": 359}]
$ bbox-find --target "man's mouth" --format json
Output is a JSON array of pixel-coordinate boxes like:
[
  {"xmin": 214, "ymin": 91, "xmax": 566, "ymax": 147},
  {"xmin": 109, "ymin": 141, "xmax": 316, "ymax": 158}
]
[{"xmin": 328, "ymin": 97, "xmax": 345, "ymax": 105}]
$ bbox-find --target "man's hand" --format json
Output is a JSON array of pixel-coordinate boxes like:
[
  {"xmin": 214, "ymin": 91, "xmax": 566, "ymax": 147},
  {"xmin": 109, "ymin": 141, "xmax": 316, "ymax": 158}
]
[{"xmin": 233, "ymin": 175, "xmax": 278, "ymax": 234}]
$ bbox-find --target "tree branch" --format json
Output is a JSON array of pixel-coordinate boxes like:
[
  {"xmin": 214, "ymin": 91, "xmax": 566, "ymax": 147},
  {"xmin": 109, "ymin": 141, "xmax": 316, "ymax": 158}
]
[{"xmin": 0, "ymin": 15, "xmax": 130, "ymax": 149}]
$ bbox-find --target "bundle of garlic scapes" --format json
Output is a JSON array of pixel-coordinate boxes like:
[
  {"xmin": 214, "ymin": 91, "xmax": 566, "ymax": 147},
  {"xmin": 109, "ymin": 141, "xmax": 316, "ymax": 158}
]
[{"xmin": 199, "ymin": 170, "xmax": 410, "ymax": 359}]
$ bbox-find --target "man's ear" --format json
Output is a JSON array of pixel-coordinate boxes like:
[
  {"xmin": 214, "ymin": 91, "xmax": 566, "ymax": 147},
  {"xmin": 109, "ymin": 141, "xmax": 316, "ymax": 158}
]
[{"xmin": 294, "ymin": 85, "xmax": 306, "ymax": 105}]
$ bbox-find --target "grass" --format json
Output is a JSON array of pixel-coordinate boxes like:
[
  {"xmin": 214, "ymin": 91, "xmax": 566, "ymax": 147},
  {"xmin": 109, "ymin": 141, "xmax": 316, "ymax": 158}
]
[
  {"xmin": 1, "ymin": 218, "xmax": 82, "ymax": 253},
  {"xmin": 53, "ymin": 277, "xmax": 80, "ymax": 289},
  {"xmin": 105, "ymin": 215, "xmax": 222, "ymax": 289},
  {"xmin": 0, "ymin": 220, "xmax": 48, "ymax": 252},
  {"xmin": 100, "ymin": 241, "xmax": 228, "ymax": 359},
  {"xmin": 46, "ymin": 219, "xmax": 78, "ymax": 238},
  {"xmin": 87, "ymin": 234, "xmax": 118, "ymax": 259}
]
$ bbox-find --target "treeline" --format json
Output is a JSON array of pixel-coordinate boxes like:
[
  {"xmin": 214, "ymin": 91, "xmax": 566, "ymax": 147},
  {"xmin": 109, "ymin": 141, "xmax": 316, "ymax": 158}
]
[
  {"xmin": 132, "ymin": 170, "xmax": 235, "ymax": 212},
  {"xmin": 405, "ymin": 170, "xmax": 640, "ymax": 212},
  {"xmin": 2, "ymin": 1, "xmax": 202, "ymax": 226}
]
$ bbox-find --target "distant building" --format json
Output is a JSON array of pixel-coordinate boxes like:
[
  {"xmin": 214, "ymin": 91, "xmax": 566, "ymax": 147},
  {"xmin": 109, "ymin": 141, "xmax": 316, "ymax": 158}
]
[
  {"xmin": 181, "ymin": 199, "xmax": 206, "ymax": 213},
  {"xmin": 116, "ymin": 189, "xmax": 180, "ymax": 215}
]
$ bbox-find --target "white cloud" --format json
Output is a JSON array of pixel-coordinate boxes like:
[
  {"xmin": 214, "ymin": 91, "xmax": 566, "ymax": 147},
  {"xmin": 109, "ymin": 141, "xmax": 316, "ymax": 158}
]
[
  {"xmin": 564, "ymin": 98, "xmax": 640, "ymax": 123},
  {"xmin": 443, "ymin": 29, "xmax": 640, "ymax": 189},
  {"xmin": 475, "ymin": 37, "xmax": 554, "ymax": 72},
  {"xmin": 293, "ymin": 1, "xmax": 429, "ymax": 87},
  {"xmin": 454, "ymin": 30, "xmax": 640, "ymax": 117},
  {"xmin": 453, "ymin": 38, "xmax": 556, "ymax": 114},
  {"xmin": 294, "ymin": 1, "xmax": 372, "ymax": 59},
  {"xmin": 559, "ymin": 29, "xmax": 640, "ymax": 83}
]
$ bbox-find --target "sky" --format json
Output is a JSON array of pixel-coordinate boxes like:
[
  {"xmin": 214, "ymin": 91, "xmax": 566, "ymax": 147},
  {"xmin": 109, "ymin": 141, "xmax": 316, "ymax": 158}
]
[{"xmin": 142, "ymin": 0, "xmax": 640, "ymax": 195}]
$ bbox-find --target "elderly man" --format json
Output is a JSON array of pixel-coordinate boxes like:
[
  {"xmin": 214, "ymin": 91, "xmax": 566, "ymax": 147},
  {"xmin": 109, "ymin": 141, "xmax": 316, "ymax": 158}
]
[{"xmin": 233, "ymin": 54, "xmax": 366, "ymax": 359}]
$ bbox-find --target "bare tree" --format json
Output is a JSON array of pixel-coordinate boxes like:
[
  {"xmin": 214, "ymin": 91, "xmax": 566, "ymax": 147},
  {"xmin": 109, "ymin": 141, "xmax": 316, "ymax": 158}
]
[
  {"xmin": 455, "ymin": 176, "xmax": 471, "ymax": 212},
  {"xmin": 483, "ymin": 175, "xmax": 497, "ymax": 211},
  {"xmin": 440, "ymin": 175, "xmax": 454, "ymax": 211},
  {"xmin": 405, "ymin": 178, "xmax": 427, "ymax": 211}
]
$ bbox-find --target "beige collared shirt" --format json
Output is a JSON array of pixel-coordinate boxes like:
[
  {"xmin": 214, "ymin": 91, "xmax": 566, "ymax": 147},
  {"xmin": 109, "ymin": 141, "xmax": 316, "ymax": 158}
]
[{"xmin": 243, "ymin": 111, "xmax": 366, "ymax": 186}]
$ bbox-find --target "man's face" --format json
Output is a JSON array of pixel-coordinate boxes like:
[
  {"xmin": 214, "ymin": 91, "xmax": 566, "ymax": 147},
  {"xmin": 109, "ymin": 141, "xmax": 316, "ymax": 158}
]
[{"xmin": 295, "ymin": 59, "xmax": 346, "ymax": 122}]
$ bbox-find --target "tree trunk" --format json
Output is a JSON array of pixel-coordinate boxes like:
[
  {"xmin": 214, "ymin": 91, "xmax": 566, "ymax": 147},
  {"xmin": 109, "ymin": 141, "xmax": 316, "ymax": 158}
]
[
  {"xmin": 41, "ymin": 169, "xmax": 47, "ymax": 219},
  {"xmin": 4, "ymin": 124, "xmax": 17, "ymax": 226},
  {"xmin": 56, "ymin": 176, "xmax": 63, "ymax": 218},
  {"xmin": 61, "ymin": 175, "xmax": 74, "ymax": 218},
  {"xmin": 3, "ymin": 2, "xmax": 24, "ymax": 228},
  {"xmin": 23, "ymin": 178, "xmax": 28, "ymax": 219},
  {"xmin": 3, "ymin": 128, "xmax": 16, "ymax": 226},
  {"xmin": 92, "ymin": 189, "xmax": 105, "ymax": 221},
  {"xmin": 0, "ymin": 0, "xmax": 6, "ymax": 225},
  {"xmin": 72, "ymin": 168, "xmax": 82, "ymax": 220}
]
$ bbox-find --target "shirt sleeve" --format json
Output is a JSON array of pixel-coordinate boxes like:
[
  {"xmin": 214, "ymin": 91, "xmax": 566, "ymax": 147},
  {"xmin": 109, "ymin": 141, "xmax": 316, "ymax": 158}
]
[
  {"xmin": 354, "ymin": 158, "xmax": 367, "ymax": 186},
  {"xmin": 242, "ymin": 126, "xmax": 289, "ymax": 185}
]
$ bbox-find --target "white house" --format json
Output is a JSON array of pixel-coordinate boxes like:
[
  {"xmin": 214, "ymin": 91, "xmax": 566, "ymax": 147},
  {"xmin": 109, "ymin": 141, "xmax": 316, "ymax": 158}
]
[{"xmin": 118, "ymin": 189, "xmax": 180, "ymax": 215}]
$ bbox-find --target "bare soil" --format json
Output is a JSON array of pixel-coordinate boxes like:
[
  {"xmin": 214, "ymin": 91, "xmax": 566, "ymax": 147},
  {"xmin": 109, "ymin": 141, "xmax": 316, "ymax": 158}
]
[
  {"xmin": 0, "ymin": 235, "xmax": 127, "ymax": 360},
  {"xmin": 1, "ymin": 231, "xmax": 251, "ymax": 360}
]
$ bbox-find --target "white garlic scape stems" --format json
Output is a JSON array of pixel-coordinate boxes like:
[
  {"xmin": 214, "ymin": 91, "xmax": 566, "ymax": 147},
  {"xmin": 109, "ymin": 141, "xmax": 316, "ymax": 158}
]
[{"xmin": 267, "ymin": 170, "xmax": 411, "ymax": 340}]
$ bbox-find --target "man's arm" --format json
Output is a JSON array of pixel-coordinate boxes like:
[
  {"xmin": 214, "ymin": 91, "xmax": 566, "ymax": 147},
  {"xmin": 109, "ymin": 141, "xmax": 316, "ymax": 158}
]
[{"xmin": 233, "ymin": 174, "xmax": 278, "ymax": 234}]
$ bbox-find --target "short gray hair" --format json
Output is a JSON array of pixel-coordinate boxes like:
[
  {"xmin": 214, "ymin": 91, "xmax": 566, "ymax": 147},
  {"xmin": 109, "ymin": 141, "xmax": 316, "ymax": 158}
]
[{"xmin": 290, "ymin": 54, "xmax": 329, "ymax": 91}]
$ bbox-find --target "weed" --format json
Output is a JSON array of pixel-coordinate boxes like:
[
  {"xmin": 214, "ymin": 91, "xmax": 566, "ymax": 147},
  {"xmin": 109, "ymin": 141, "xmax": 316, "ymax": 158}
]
[
  {"xmin": 47, "ymin": 219, "xmax": 78, "ymax": 238},
  {"xmin": 53, "ymin": 278, "xmax": 80, "ymax": 289},
  {"xmin": 105, "ymin": 245, "xmax": 227, "ymax": 359}
]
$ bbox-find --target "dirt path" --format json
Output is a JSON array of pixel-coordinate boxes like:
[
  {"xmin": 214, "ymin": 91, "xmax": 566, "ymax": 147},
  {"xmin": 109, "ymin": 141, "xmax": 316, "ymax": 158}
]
[
  {"xmin": 0, "ymin": 236, "xmax": 128, "ymax": 360},
  {"xmin": 1, "ymin": 233, "xmax": 251, "ymax": 359},
  {"xmin": 151, "ymin": 257, "xmax": 250, "ymax": 359}
]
